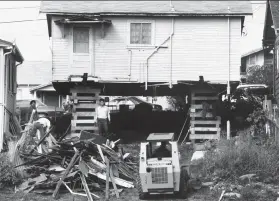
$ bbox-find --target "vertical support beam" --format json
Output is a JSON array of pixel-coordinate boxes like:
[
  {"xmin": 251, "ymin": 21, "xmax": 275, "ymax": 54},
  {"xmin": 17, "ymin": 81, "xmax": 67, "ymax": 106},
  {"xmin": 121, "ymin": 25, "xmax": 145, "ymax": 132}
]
[
  {"xmin": 0, "ymin": 48, "xmax": 5, "ymax": 151},
  {"xmin": 105, "ymin": 156, "xmax": 110, "ymax": 200},
  {"xmin": 58, "ymin": 95, "xmax": 61, "ymax": 108},
  {"xmin": 227, "ymin": 14, "xmax": 231, "ymax": 140}
]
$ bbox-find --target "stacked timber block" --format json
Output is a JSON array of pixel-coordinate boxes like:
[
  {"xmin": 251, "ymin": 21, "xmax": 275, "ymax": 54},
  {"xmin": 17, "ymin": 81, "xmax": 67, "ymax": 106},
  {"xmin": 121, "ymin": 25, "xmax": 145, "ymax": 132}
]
[
  {"xmin": 189, "ymin": 87, "xmax": 221, "ymax": 145},
  {"xmin": 70, "ymin": 87, "xmax": 101, "ymax": 136}
]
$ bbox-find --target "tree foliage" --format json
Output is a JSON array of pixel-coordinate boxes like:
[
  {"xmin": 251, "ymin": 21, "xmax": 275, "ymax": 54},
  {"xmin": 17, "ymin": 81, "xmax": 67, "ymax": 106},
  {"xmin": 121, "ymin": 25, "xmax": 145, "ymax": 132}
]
[
  {"xmin": 166, "ymin": 96, "xmax": 186, "ymax": 111},
  {"xmin": 246, "ymin": 64, "xmax": 273, "ymax": 89}
]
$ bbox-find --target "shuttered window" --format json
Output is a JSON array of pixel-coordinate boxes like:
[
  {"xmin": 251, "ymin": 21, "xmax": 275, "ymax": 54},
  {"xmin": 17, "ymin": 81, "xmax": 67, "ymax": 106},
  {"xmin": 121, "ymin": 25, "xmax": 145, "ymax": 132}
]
[
  {"xmin": 130, "ymin": 23, "xmax": 152, "ymax": 45},
  {"xmin": 73, "ymin": 27, "xmax": 89, "ymax": 53}
]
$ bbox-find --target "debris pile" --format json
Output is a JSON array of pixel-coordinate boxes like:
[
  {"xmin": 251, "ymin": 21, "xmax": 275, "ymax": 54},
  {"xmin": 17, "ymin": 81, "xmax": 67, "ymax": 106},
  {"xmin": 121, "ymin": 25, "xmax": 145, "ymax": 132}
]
[{"xmin": 15, "ymin": 129, "xmax": 137, "ymax": 200}]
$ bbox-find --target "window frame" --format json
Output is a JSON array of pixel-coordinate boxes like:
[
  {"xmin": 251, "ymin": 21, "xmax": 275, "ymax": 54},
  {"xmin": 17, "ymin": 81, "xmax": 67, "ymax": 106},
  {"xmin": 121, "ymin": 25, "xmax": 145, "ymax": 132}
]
[
  {"xmin": 72, "ymin": 26, "xmax": 90, "ymax": 54},
  {"xmin": 249, "ymin": 54, "xmax": 257, "ymax": 65},
  {"xmin": 127, "ymin": 20, "xmax": 155, "ymax": 48}
]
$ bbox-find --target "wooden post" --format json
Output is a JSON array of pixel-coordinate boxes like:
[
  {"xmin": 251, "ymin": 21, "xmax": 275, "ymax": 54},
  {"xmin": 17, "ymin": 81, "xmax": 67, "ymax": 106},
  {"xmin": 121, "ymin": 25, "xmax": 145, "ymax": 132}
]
[
  {"xmin": 80, "ymin": 174, "xmax": 94, "ymax": 201},
  {"xmin": 110, "ymin": 165, "xmax": 119, "ymax": 198},
  {"xmin": 52, "ymin": 149, "xmax": 80, "ymax": 199},
  {"xmin": 105, "ymin": 156, "xmax": 110, "ymax": 200}
]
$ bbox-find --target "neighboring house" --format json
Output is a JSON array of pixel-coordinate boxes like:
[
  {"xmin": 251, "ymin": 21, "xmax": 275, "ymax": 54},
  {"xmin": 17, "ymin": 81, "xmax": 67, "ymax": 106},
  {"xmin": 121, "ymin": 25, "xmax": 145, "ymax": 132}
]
[
  {"xmin": 40, "ymin": 1, "xmax": 252, "ymax": 96},
  {"xmin": 0, "ymin": 39, "xmax": 24, "ymax": 151},
  {"xmin": 17, "ymin": 60, "xmax": 64, "ymax": 107},
  {"xmin": 263, "ymin": 0, "xmax": 279, "ymax": 105},
  {"xmin": 30, "ymin": 83, "xmax": 65, "ymax": 107},
  {"xmin": 240, "ymin": 47, "xmax": 273, "ymax": 81}
]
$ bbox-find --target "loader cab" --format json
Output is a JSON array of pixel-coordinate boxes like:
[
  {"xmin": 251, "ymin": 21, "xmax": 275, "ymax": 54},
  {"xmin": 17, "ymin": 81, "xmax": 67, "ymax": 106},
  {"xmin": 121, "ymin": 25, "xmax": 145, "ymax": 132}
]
[{"xmin": 146, "ymin": 133, "xmax": 174, "ymax": 159}]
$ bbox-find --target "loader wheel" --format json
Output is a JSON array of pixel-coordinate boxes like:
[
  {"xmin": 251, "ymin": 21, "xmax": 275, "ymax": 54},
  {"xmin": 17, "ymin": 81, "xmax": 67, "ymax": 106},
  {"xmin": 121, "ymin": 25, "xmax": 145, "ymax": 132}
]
[
  {"xmin": 177, "ymin": 168, "xmax": 189, "ymax": 199},
  {"xmin": 136, "ymin": 174, "xmax": 148, "ymax": 200}
]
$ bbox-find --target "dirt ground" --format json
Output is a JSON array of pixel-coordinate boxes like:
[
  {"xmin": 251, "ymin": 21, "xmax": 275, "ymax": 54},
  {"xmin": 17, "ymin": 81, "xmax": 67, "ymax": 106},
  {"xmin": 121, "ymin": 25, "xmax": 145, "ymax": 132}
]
[
  {"xmin": 0, "ymin": 187, "xmax": 218, "ymax": 201},
  {"xmin": 0, "ymin": 142, "xmax": 219, "ymax": 201}
]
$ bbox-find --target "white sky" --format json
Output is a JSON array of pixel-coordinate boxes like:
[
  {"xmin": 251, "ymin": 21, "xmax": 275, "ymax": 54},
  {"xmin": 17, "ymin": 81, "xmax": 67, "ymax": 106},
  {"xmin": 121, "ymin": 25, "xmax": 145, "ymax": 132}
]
[{"xmin": 0, "ymin": 1, "xmax": 267, "ymax": 61}]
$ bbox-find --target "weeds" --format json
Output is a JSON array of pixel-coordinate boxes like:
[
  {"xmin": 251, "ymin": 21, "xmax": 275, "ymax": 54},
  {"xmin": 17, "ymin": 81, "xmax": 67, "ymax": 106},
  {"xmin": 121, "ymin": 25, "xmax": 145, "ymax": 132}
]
[
  {"xmin": 0, "ymin": 153, "xmax": 22, "ymax": 188},
  {"xmin": 202, "ymin": 129, "xmax": 279, "ymax": 182}
]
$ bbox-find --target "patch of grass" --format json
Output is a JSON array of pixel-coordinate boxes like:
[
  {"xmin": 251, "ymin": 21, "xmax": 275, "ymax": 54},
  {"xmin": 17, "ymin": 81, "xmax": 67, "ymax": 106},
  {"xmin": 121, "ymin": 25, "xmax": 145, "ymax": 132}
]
[{"xmin": 202, "ymin": 130, "xmax": 279, "ymax": 182}]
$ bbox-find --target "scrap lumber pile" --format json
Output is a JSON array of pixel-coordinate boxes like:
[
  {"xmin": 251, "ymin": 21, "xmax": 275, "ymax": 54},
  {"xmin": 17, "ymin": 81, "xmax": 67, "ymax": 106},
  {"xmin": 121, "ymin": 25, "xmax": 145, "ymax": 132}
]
[{"xmin": 15, "ymin": 130, "xmax": 137, "ymax": 200}]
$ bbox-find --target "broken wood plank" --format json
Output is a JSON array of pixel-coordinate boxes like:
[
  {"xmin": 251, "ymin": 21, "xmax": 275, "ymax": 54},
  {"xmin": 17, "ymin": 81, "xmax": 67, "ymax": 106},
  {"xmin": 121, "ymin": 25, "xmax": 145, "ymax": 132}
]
[
  {"xmin": 87, "ymin": 167, "xmax": 134, "ymax": 188},
  {"xmin": 91, "ymin": 157, "xmax": 106, "ymax": 169},
  {"xmin": 52, "ymin": 149, "xmax": 80, "ymax": 199},
  {"xmin": 80, "ymin": 174, "xmax": 94, "ymax": 201},
  {"xmin": 105, "ymin": 156, "xmax": 110, "ymax": 200},
  {"xmin": 97, "ymin": 145, "xmax": 105, "ymax": 162},
  {"xmin": 62, "ymin": 181, "xmax": 100, "ymax": 199},
  {"xmin": 109, "ymin": 165, "xmax": 119, "ymax": 198}
]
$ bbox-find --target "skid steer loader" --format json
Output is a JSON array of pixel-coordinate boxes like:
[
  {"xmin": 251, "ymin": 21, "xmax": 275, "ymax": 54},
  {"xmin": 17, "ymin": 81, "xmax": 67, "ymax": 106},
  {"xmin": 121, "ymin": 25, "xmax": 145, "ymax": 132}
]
[{"xmin": 136, "ymin": 133, "xmax": 189, "ymax": 199}]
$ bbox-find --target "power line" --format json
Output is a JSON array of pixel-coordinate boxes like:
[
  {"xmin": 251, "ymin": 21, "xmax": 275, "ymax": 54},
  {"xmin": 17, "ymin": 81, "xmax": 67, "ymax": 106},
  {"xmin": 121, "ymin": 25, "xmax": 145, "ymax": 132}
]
[
  {"xmin": 0, "ymin": 6, "xmax": 39, "ymax": 10},
  {"xmin": 0, "ymin": 19, "xmax": 46, "ymax": 24}
]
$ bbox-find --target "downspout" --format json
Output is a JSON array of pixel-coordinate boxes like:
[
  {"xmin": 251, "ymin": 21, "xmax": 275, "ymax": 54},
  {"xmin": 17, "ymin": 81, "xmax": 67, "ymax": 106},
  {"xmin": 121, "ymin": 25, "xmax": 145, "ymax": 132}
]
[
  {"xmin": 227, "ymin": 7, "xmax": 231, "ymax": 140},
  {"xmin": 128, "ymin": 50, "xmax": 132, "ymax": 80},
  {"xmin": 0, "ymin": 47, "xmax": 13, "ymax": 151},
  {"xmin": 169, "ymin": 18, "xmax": 174, "ymax": 88},
  {"xmin": 145, "ymin": 18, "xmax": 175, "ymax": 90}
]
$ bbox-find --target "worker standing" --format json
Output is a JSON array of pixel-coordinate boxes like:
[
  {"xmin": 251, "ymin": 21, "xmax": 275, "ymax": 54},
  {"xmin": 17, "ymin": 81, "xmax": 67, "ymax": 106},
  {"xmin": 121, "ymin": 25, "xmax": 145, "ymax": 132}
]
[
  {"xmin": 94, "ymin": 98, "xmax": 110, "ymax": 137},
  {"xmin": 28, "ymin": 100, "xmax": 38, "ymax": 124}
]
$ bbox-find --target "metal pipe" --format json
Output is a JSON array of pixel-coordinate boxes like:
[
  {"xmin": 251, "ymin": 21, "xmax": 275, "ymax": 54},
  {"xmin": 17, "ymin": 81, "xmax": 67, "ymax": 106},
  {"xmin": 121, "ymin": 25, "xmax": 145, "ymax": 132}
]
[
  {"xmin": 170, "ymin": 18, "xmax": 174, "ymax": 88},
  {"xmin": 227, "ymin": 12, "xmax": 231, "ymax": 140},
  {"xmin": 145, "ymin": 18, "xmax": 175, "ymax": 90},
  {"xmin": 128, "ymin": 50, "xmax": 132, "ymax": 80}
]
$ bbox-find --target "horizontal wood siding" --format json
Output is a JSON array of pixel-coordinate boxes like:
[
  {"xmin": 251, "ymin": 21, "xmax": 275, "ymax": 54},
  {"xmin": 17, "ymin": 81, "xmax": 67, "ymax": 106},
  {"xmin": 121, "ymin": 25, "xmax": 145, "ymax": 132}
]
[{"xmin": 51, "ymin": 16, "xmax": 242, "ymax": 83}]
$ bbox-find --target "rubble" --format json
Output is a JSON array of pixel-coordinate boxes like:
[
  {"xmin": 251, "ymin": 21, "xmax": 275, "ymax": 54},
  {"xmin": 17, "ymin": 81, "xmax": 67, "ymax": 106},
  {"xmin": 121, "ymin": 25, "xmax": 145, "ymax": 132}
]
[{"xmin": 14, "ymin": 128, "xmax": 137, "ymax": 200}]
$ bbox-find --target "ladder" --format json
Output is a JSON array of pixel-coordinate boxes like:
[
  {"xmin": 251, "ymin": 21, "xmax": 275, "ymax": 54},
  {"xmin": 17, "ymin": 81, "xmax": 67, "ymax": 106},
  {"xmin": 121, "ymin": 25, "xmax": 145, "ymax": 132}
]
[
  {"xmin": 69, "ymin": 87, "xmax": 101, "ymax": 137},
  {"xmin": 189, "ymin": 87, "xmax": 221, "ymax": 147}
]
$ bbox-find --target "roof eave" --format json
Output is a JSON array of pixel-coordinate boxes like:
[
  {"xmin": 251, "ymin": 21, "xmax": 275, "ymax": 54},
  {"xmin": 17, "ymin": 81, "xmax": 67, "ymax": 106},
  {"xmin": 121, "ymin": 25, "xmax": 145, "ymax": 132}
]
[
  {"xmin": 40, "ymin": 12, "xmax": 253, "ymax": 17},
  {"xmin": 0, "ymin": 39, "xmax": 24, "ymax": 62}
]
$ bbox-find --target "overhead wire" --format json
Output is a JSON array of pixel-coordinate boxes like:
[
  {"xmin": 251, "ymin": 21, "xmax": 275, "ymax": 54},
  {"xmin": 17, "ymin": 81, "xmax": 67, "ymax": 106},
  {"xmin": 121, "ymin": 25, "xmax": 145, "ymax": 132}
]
[
  {"xmin": 0, "ymin": 6, "xmax": 39, "ymax": 10},
  {"xmin": 0, "ymin": 19, "xmax": 46, "ymax": 24}
]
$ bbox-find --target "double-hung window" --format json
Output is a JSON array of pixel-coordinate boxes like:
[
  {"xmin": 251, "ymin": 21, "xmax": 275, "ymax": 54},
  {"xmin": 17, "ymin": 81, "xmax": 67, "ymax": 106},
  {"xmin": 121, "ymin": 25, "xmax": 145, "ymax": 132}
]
[
  {"xmin": 249, "ymin": 54, "xmax": 256, "ymax": 65},
  {"xmin": 73, "ymin": 27, "xmax": 89, "ymax": 53},
  {"xmin": 129, "ymin": 21, "xmax": 153, "ymax": 46}
]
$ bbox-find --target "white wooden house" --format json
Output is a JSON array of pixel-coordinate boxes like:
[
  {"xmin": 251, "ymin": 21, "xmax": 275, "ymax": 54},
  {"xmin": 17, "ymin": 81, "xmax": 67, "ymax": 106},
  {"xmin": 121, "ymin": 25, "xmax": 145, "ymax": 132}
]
[
  {"xmin": 0, "ymin": 39, "xmax": 24, "ymax": 151},
  {"xmin": 40, "ymin": 1, "xmax": 252, "ymax": 96},
  {"xmin": 40, "ymin": 1, "xmax": 252, "ymax": 140}
]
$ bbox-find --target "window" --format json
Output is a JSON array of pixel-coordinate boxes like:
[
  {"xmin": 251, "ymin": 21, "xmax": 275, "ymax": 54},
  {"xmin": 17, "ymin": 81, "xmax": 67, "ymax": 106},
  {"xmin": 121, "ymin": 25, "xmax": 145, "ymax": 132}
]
[
  {"xmin": 249, "ymin": 54, "xmax": 256, "ymax": 65},
  {"xmin": 130, "ymin": 22, "xmax": 152, "ymax": 45},
  {"xmin": 73, "ymin": 27, "xmax": 89, "ymax": 53}
]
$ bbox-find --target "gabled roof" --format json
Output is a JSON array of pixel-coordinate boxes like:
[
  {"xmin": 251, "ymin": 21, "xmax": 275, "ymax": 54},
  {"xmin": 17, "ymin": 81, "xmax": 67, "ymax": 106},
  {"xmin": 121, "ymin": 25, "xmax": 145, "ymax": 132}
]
[
  {"xmin": 30, "ymin": 82, "xmax": 55, "ymax": 92},
  {"xmin": 40, "ymin": 1, "xmax": 252, "ymax": 16},
  {"xmin": 0, "ymin": 39, "xmax": 24, "ymax": 62},
  {"xmin": 263, "ymin": 0, "xmax": 279, "ymax": 46},
  {"xmin": 241, "ymin": 47, "xmax": 264, "ymax": 58}
]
